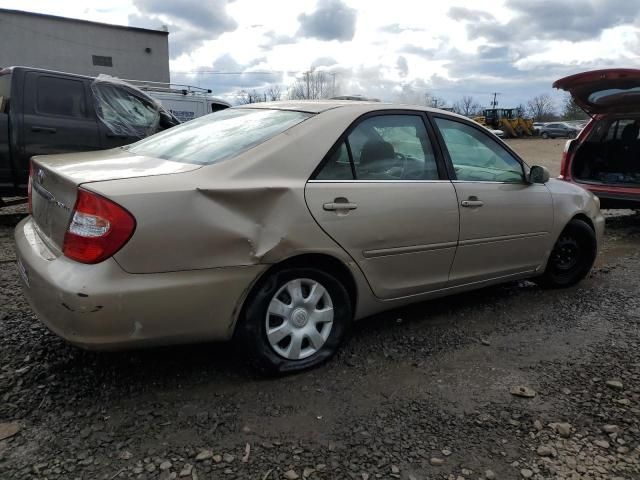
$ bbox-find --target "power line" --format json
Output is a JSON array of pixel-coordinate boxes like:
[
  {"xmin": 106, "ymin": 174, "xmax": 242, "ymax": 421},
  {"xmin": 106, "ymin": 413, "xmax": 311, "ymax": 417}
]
[{"xmin": 171, "ymin": 70, "xmax": 288, "ymax": 75}]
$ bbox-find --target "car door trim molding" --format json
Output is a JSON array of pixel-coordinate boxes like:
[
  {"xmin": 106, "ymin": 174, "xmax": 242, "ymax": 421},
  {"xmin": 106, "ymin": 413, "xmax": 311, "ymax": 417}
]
[
  {"xmin": 363, "ymin": 241, "xmax": 458, "ymax": 258},
  {"xmin": 458, "ymin": 231, "xmax": 548, "ymax": 247}
]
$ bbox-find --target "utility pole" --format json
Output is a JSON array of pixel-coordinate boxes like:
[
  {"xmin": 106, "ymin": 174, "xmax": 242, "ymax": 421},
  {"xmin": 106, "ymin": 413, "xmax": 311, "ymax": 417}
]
[
  {"xmin": 330, "ymin": 72, "xmax": 337, "ymax": 97},
  {"xmin": 304, "ymin": 70, "xmax": 311, "ymax": 99},
  {"xmin": 490, "ymin": 92, "xmax": 500, "ymax": 108}
]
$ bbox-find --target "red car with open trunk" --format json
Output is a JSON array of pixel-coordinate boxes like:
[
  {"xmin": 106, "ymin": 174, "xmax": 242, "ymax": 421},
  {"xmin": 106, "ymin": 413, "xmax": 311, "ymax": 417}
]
[{"xmin": 554, "ymin": 68, "xmax": 640, "ymax": 208}]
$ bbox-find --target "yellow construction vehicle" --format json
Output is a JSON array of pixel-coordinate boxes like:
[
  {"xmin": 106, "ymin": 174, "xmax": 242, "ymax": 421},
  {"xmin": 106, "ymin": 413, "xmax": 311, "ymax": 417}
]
[{"xmin": 473, "ymin": 108, "xmax": 533, "ymax": 138}]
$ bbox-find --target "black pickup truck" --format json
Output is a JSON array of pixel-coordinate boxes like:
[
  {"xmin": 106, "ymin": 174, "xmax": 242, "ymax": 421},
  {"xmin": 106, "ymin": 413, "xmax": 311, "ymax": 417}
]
[{"xmin": 0, "ymin": 66, "xmax": 178, "ymax": 201}]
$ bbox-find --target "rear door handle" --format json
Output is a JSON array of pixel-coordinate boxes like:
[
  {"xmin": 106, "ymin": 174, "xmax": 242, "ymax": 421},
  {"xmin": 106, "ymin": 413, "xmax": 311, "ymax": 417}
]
[
  {"xmin": 323, "ymin": 201, "xmax": 358, "ymax": 211},
  {"xmin": 31, "ymin": 126, "xmax": 57, "ymax": 134},
  {"xmin": 461, "ymin": 199, "xmax": 484, "ymax": 207}
]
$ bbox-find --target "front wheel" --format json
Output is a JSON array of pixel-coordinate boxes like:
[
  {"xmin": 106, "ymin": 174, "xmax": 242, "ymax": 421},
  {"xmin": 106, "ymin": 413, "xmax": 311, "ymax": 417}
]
[
  {"xmin": 535, "ymin": 219, "xmax": 597, "ymax": 289},
  {"xmin": 541, "ymin": 132, "xmax": 549, "ymax": 139},
  {"xmin": 237, "ymin": 268, "xmax": 352, "ymax": 374}
]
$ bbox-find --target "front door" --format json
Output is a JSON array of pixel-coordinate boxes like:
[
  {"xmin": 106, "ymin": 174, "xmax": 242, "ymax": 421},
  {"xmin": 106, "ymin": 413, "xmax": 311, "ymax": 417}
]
[
  {"xmin": 432, "ymin": 116, "xmax": 553, "ymax": 285},
  {"xmin": 305, "ymin": 112, "xmax": 460, "ymax": 299}
]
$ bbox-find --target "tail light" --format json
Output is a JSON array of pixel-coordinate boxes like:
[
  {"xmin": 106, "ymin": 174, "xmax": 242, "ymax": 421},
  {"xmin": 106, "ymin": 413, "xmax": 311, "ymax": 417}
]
[
  {"xmin": 27, "ymin": 161, "xmax": 33, "ymax": 213},
  {"xmin": 63, "ymin": 189, "xmax": 136, "ymax": 264}
]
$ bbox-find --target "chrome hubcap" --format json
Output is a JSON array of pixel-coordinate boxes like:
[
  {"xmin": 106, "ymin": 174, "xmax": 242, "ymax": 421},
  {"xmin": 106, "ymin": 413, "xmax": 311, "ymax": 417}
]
[{"xmin": 265, "ymin": 278, "xmax": 334, "ymax": 360}]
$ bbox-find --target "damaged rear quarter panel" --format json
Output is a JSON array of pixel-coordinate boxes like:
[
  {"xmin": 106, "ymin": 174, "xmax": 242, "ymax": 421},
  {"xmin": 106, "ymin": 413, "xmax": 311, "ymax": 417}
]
[{"xmin": 89, "ymin": 108, "xmax": 368, "ymax": 274}]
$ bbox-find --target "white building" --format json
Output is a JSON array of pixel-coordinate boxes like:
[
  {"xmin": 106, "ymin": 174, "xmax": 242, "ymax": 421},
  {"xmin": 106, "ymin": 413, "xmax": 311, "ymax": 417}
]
[{"xmin": 0, "ymin": 8, "xmax": 169, "ymax": 83}]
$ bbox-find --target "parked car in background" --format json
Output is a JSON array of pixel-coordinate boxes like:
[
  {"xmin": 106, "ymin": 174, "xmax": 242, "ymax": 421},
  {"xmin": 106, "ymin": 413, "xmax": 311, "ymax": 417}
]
[
  {"xmin": 539, "ymin": 122, "xmax": 581, "ymax": 139},
  {"xmin": 0, "ymin": 66, "xmax": 179, "ymax": 201},
  {"xmin": 554, "ymin": 68, "xmax": 640, "ymax": 208},
  {"xmin": 532, "ymin": 122, "xmax": 546, "ymax": 134},
  {"xmin": 15, "ymin": 101, "xmax": 603, "ymax": 373}
]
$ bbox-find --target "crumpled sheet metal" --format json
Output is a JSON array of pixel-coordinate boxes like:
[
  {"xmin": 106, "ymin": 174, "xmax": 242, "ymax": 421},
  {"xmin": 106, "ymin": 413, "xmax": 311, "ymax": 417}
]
[
  {"xmin": 195, "ymin": 185, "xmax": 302, "ymax": 264},
  {"xmin": 90, "ymin": 74, "xmax": 170, "ymax": 138}
]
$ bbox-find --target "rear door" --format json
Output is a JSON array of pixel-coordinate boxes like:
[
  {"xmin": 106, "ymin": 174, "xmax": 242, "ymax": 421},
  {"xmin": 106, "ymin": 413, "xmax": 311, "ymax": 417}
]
[
  {"xmin": 21, "ymin": 72, "xmax": 101, "ymax": 166},
  {"xmin": 432, "ymin": 115, "xmax": 553, "ymax": 284},
  {"xmin": 305, "ymin": 111, "xmax": 460, "ymax": 299}
]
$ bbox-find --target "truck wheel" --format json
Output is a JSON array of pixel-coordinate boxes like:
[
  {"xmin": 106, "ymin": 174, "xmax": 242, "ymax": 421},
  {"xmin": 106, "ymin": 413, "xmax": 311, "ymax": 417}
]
[
  {"xmin": 535, "ymin": 219, "xmax": 597, "ymax": 289},
  {"xmin": 237, "ymin": 267, "xmax": 352, "ymax": 374}
]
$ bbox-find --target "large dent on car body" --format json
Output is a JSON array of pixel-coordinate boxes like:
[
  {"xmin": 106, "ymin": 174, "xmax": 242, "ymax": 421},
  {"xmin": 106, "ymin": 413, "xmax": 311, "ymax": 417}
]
[{"xmin": 196, "ymin": 186, "xmax": 300, "ymax": 263}]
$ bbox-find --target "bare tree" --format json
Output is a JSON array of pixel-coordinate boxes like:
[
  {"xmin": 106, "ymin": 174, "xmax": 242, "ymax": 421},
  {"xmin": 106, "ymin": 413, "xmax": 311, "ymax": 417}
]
[
  {"xmin": 237, "ymin": 89, "xmax": 267, "ymax": 105},
  {"xmin": 562, "ymin": 93, "xmax": 588, "ymax": 120},
  {"xmin": 452, "ymin": 95, "xmax": 482, "ymax": 117},
  {"xmin": 288, "ymin": 70, "xmax": 332, "ymax": 100},
  {"xmin": 426, "ymin": 95, "xmax": 448, "ymax": 109},
  {"xmin": 526, "ymin": 94, "xmax": 556, "ymax": 121},
  {"xmin": 265, "ymin": 85, "xmax": 282, "ymax": 101}
]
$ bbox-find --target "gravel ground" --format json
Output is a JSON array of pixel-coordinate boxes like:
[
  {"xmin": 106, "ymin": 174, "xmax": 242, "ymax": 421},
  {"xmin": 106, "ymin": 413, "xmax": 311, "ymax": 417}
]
[{"xmin": 0, "ymin": 211, "xmax": 639, "ymax": 480}]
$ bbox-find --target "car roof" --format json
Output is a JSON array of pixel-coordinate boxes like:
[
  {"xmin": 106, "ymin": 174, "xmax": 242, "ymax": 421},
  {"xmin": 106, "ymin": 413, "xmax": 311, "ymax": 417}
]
[{"xmin": 234, "ymin": 100, "xmax": 468, "ymax": 118}]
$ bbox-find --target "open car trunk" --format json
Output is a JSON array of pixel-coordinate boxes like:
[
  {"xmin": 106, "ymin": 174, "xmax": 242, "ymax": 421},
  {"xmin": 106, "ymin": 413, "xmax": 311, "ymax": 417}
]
[{"xmin": 571, "ymin": 116, "xmax": 640, "ymax": 187}]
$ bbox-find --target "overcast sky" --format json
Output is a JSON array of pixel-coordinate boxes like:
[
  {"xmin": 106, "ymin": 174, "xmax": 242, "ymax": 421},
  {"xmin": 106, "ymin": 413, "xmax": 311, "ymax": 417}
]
[{"xmin": 3, "ymin": 0, "xmax": 640, "ymax": 109}]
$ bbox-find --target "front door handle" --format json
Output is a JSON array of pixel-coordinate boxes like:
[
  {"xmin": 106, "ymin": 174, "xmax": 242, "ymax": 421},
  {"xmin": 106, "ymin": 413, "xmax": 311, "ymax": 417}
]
[
  {"xmin": 461, "ymin": 198, "xmax": 484, "ymax": 208},
  {"xmin": 323, "ymin": 199, "xmax": 358, "ymax": 211}
]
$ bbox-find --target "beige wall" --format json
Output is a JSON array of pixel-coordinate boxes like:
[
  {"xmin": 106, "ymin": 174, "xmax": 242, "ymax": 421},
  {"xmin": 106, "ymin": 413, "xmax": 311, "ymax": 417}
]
[{"xmin": 0, "ymin": 10, "xmax": 169, "ymax": 83}]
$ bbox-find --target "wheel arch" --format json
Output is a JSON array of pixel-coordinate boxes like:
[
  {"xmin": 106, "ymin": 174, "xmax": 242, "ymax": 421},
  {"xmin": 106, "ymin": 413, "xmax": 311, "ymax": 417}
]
[
  {"xmin": 232, "ymin": 252, "xmax": 359, "ymax": 337},
  {"xmin": 571, "ymin": 212, "xmax": 595, "ymax": 232}
]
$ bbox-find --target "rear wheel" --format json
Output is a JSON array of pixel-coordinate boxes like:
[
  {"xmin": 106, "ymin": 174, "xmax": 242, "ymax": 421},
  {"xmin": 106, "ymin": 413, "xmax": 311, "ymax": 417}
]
[
  {"xmin": 535, "ymin": 219, "xmax": 597, "ymax": 289},
  {"xmin": 237, "ymin": 267, "xmax": 352, "ymax": 374}
]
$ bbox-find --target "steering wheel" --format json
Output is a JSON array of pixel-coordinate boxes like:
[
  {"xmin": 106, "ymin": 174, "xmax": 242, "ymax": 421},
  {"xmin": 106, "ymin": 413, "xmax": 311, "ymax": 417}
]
[{"xmin": 383, "ymin": 152, "xmax": 408, "ymax": 178}]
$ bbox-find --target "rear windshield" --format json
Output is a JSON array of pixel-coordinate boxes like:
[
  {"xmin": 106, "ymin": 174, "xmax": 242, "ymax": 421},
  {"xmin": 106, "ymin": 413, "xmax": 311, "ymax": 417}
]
[{"xmin": 127, "ymin": 108, "xmax": 312, "ymax": 165}]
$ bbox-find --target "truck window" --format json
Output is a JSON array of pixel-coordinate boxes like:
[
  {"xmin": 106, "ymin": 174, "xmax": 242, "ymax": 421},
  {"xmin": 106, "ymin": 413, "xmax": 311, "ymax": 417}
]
[
  {"xmin": 95, "ymin": 84, "xmax": 158, "ymax": 128},
  {"xmin": 37, "ymin": 76, "xmax": 86, "ymax": 118},
  {"xmin": 0, "ymin": 73, "xmax": 11, "ymax": 113}
]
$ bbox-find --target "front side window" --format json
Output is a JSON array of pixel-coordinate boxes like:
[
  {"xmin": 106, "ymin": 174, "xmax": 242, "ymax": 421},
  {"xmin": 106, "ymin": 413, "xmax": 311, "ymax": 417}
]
[
  {"xmin": 128, "ymin": 108, "xmax": 312, "ymax": 165},
  {"xmin": 37, "ymin": 76, "xmax": 86, "ymax": 118},
  {"xmin": 435, "ymin": 118, "xmax": 524, "ymax": 183}
]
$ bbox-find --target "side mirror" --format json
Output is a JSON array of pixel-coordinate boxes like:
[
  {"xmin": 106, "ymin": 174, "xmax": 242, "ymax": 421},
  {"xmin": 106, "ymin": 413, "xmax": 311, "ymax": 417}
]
[{"xmin": 529, "ymin": 165, "xmax": 550, "ymax": 184}]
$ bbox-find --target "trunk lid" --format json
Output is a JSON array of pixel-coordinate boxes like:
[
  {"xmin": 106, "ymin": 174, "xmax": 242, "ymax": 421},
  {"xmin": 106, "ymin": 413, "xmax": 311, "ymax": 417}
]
[
  {"xmin": 30, "ymin": 148, "xmax": 201, "ymax": 250},
  {"xmin": 553, "ymin": 68, "xmax": 640, "ymax": 115}
]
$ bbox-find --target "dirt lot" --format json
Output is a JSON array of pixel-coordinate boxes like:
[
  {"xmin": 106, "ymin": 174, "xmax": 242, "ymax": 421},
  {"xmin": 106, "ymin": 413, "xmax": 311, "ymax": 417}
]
[
  {"xmin": 1, "ymin": 140, "xmax": 639, "ymax": 480},
  {"xmin": 506, "ymin": 138, "xmax": 569, "ymax": 177}
]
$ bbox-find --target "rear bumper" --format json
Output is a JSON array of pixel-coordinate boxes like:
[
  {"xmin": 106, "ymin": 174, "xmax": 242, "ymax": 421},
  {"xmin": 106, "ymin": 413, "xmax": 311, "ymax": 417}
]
[
  {"xmin": 562, "ymin": 179, "xmax": 640, "ymax": 208},
  {"xmin": 14, "ymin": 217, "xmax": 265, "ymax": 350}
]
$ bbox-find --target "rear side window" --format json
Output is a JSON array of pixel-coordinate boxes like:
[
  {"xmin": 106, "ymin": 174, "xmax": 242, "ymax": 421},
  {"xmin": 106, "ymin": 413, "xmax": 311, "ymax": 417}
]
[
  {"xmin": 128, "ymin": 108, "xmax": 312, "ymax": 165},
  {"xmin": 315, "ymin": 114, "xmax": 439, "ymax": 180},
  {"xmin": 605, "ymin": 119, "xmax": 640, "ymax": 141},
  {"xmin": 37, "ymin": 76, "xmax": 86, "ymax": 118}
]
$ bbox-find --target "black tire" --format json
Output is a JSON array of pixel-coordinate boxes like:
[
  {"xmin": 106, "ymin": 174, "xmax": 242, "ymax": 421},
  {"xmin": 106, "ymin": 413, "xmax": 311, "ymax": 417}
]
[
  {"xmin": 236, "ymin": 267, "xmax": 352, "ymax": 374},
  {"xmin": 541, "ymin": 132, "xmax": 549, "ymax": 139},
  {"xmin": 535, "ymin": 219, "xmax": 597, "ymax": 289}
]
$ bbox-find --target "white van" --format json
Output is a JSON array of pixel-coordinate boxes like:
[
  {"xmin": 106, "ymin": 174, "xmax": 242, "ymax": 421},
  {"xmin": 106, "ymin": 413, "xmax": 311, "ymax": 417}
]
[{"xmin": 126, "ymin": 80, "xmax": 231, "ymax": 122}]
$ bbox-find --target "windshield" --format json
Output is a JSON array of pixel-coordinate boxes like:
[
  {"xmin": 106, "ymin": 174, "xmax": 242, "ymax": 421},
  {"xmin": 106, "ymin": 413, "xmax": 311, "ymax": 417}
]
[{"xmin": 128, "ymin": 108, "xmax": 312, "ymax": 165}]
